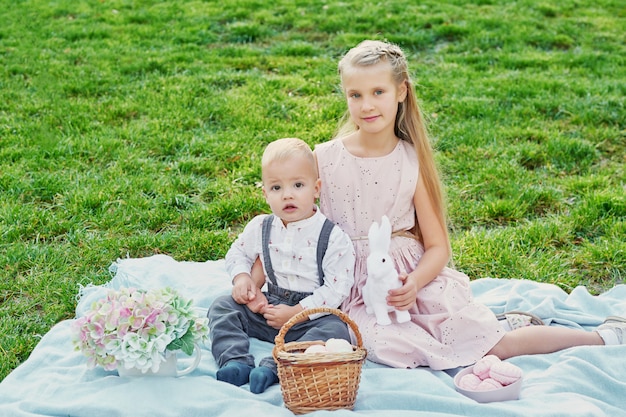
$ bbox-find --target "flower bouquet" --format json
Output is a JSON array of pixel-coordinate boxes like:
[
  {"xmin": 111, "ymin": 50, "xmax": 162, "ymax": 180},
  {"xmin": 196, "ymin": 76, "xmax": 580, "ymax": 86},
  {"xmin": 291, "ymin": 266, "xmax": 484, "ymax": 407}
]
[{"xmin": 72, "ymin": 286, "xmax": 209, "ymax": 374}]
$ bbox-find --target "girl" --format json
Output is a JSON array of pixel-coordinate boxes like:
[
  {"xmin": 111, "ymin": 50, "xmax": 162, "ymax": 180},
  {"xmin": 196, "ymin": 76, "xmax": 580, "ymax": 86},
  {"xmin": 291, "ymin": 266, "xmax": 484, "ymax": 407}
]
[{"xmin": 314, "ymin": 39, "xmax": 625, "ymax": 370}]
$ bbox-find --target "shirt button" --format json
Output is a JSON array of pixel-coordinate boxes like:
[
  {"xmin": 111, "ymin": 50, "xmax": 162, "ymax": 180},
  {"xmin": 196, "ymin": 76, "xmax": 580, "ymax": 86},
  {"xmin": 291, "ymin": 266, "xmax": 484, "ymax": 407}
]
[{"xmin": 282, "ymin": 260, "xmax": 290, "ymax": 268}]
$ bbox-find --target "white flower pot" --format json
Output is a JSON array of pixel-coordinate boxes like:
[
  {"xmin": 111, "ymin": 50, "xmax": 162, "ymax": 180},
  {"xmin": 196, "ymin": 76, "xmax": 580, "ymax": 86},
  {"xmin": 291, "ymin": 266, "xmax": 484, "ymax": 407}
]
[{"xmin": 117, "ymin": 343, "xmax": 202, "ymax": 377}]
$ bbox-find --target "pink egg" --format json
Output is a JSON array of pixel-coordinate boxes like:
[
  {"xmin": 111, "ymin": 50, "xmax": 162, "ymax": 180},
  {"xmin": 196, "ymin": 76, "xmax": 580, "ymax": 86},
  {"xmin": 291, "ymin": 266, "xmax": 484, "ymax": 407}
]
[
  {"xmin": 489, "ymin": 361, "xmax": 523, "ymax": 385},
  {"xmin": 475, "ymin": 378, "xmax": 503, "ymax": 391},
  {"xmin": 458, "ymin": 373, "xmax": 482, "ymax": 390},
  {"xmin": 473, "ymin": 355, "xmax": 501, "ymax": 379}
]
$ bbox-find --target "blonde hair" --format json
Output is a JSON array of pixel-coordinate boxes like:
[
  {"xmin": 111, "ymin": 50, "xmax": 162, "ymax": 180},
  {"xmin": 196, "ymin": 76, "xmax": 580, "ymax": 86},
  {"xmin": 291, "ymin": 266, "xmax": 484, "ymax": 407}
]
[
  {"xmin": 337, "ymin": 40, "xmax": 448, "ymax": 244},
  {"xmin": 262, "ymin": 137, "xmax": 316, "ymax": 172}
]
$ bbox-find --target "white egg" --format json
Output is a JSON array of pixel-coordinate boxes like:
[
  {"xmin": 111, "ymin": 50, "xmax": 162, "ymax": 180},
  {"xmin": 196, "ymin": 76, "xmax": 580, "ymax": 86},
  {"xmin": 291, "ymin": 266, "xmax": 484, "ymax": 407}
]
[
  {"xmin": 304, "ymin": 344, "xmax": 327, "ymax": 354},
  {"xmin": 324, "ymin": 338, "xmax": 353, "ymax": 353}
]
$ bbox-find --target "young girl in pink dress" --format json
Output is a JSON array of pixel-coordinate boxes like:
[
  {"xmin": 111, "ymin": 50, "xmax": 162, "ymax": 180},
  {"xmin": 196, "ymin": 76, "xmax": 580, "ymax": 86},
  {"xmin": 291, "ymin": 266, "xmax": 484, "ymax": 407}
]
[{"xmin": 314, "ymin": 39, "xmax": 625, "ymax": 370}]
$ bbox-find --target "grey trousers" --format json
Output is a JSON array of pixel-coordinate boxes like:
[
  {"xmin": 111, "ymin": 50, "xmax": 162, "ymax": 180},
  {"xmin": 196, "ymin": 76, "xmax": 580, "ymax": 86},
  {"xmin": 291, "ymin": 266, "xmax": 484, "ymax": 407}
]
[{"xmin": 208, "ymin": 293, "xmax": 350, "ymax": 373}]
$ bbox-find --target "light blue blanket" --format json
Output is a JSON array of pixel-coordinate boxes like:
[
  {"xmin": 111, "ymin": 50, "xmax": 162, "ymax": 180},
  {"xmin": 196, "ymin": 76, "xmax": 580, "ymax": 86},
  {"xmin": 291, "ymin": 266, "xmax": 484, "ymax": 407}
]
[{"xmin": 1, "ymin": 255, "xmax": 625, "ymax": 416}]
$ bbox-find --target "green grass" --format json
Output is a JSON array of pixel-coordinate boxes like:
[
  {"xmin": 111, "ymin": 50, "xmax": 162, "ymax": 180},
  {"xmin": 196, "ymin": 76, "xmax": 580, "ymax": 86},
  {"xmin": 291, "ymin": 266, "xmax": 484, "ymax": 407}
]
[{"xmin": 1, "ymin": 0, "xmax": 624, "ymax": 381}]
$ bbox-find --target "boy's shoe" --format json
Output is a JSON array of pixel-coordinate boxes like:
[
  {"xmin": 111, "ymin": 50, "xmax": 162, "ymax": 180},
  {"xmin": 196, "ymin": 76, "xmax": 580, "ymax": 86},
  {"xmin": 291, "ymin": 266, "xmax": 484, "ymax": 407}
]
[
  {"xmin": 596, "ymin": 316, "xmax": 626, "ymax": 344},
  {"xmin": 216, "ymin": 361, "xmax": 254, "ymax": 386},
  {"xmin": 496, "ymin": 311, "xmax": 544, "ymax": 331},
  {"xmin": 249, "ymin": 366, "xmax": 279, "ymax": 394}
]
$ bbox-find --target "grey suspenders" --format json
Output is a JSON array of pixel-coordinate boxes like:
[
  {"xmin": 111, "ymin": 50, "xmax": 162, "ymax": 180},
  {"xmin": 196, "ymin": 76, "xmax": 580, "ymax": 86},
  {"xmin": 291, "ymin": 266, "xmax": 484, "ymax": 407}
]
[{"xmin": 261, "ymin": 214, "xmax": 335, "ymax": 287}]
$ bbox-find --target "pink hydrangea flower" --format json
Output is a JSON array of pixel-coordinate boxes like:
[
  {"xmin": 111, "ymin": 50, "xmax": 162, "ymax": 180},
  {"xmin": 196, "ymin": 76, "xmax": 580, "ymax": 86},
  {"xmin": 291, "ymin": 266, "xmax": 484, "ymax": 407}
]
[{"xmin": 71, "ymin": 287, "xmax": 209, "ymax": 373}]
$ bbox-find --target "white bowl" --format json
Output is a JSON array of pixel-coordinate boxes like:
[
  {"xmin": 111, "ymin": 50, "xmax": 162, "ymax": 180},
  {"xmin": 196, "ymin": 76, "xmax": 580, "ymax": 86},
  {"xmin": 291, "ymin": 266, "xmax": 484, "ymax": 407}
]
[{"xmin": 453, "ymin": 365, "xmax": 522, "ymax": 403}]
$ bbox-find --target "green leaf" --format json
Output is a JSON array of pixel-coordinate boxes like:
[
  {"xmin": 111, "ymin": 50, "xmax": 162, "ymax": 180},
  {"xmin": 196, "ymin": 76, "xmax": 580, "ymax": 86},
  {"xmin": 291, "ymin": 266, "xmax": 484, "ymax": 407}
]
[{"xmin": 167, "ymin": 329, "xmax": 195, "ymax": 356}]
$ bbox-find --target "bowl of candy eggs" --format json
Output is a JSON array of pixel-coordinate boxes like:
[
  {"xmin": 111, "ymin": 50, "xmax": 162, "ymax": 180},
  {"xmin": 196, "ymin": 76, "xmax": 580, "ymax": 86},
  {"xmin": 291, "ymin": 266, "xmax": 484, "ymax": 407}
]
[{"xmin": 454, "ymin": 355, "xmax": 523, "ymax": 403}]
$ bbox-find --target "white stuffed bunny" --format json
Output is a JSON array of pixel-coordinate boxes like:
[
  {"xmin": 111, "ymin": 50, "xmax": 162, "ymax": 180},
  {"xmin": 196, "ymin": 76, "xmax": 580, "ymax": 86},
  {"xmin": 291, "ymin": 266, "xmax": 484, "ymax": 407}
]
[{"xmin": 362, "ymin": 216, "xmax": 411, "ymax": 326}]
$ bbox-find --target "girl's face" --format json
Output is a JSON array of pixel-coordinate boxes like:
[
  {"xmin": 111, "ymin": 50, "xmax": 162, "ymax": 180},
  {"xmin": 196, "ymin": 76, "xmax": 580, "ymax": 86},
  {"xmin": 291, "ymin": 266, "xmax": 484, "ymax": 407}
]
[
  {"xmin": 262, "ymin": 155, "xmax": 321, "ymax": 225},
  {"xmin": 341, "ymin": 61, "xmax": 407, "ymax": 137}
]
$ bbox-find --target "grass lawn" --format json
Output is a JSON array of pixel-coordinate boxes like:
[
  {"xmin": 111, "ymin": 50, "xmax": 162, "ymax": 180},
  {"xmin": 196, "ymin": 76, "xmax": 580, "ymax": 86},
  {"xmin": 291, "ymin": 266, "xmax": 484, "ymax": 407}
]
[{"xmin": 1, "ymin": 0, "xmax": 624, "ymax": 381}]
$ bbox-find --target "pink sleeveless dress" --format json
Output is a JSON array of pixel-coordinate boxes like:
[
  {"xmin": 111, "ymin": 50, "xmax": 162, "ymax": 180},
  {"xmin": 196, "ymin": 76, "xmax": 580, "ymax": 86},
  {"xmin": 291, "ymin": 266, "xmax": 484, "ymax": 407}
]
[{"xmin": 315, "ymin": 139, "xmax": 504, "ymax": 370}]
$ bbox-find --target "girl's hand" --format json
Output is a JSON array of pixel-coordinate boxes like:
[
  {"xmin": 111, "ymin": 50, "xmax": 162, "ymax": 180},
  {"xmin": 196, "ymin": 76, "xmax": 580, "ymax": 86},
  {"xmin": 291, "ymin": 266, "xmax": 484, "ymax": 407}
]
[
  {"xmin": 263, "ymin": 304, "xmax": 304, "ymax": 329},
  {"xmin": 387, "ymin": 273, "xmax": 418, "ymax": 310}
]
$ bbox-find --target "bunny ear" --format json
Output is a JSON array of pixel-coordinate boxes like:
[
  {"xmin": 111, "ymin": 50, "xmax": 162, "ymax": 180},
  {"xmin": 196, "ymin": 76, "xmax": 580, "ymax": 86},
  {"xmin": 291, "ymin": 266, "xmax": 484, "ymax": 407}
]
[
  {"xmin": 368, "ymin": 219, "xmax": 379, "ymax": 242},
  {"xmin": 378, "ymin": 215, "xmax": 391, "ymax": 249},
  {"xmin": 380, "ymin": 216, "xmax": 392, "ymax": 237},
  {"xmin": 368, "ymin": 216, "xmax": 392, "ymax": 252}
]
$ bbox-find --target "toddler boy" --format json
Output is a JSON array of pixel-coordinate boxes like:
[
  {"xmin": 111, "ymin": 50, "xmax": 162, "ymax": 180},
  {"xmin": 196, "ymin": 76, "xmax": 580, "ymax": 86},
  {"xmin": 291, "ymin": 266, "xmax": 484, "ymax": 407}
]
[{"xmin": 208, "ymin": 138, "xmax": 355, "ymax": 394}]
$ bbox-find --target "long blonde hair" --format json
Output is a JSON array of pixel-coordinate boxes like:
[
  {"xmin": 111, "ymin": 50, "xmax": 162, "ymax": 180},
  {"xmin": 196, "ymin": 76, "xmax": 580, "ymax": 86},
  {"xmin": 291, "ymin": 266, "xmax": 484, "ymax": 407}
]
[{"xmin": 336, "ymin": 40, "xmax": 448, "ymax": 244}]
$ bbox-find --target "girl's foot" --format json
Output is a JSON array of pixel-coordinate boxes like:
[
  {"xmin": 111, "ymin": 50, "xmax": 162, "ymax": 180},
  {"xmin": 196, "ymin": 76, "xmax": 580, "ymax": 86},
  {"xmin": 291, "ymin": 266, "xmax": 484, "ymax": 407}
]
[
  {"xmin": 216, "ymin": 361, "xmax": 254, "ymax": 386},
  {"xmin": 597, "ymin": 316, "xmax": 626, "ymax": 345}
]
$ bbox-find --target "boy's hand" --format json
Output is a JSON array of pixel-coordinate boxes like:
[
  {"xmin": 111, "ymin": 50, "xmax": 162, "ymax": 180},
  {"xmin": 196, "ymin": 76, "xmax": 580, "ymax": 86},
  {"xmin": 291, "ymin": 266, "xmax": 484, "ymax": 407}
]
[
  {"xmin": 246, "ymin": 291, "xmax": 269, "ymax": 314},
  {"xmin": 231, "ymin": 274, "xmax": 257, "ymax": 305},
  {"xmin": 263, "ymin": 304, "xmax": 305, "ymax": 329}
]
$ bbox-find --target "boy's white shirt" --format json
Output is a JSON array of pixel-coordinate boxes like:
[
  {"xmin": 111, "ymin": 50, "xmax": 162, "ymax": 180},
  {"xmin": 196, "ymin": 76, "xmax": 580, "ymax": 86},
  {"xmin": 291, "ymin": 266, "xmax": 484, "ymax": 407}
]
[{"xmin": 225, "ymin": 207, "xmax": 355, "ymax": 314}]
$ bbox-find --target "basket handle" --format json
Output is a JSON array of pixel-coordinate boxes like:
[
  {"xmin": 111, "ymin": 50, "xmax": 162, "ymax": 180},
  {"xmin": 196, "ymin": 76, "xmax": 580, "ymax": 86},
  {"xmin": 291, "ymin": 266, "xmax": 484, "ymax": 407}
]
[{"xmin": 274, "ymin": 307, "xmax": 363, "ymax": 353}]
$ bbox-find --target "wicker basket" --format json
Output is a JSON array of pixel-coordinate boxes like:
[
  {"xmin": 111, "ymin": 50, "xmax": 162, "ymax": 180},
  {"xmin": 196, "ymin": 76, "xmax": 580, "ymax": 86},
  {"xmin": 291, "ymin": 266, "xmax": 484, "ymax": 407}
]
[{"xmin": 272, "ymin": 307, "xmax": 367, "ymax": 414}]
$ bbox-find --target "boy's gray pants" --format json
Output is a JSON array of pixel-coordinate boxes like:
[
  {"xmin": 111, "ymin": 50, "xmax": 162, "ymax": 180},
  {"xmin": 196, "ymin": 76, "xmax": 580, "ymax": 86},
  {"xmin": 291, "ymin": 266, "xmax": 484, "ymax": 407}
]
[{"xmin": 208, "ymin": 293, "xmax": 350, "ymax": 374}]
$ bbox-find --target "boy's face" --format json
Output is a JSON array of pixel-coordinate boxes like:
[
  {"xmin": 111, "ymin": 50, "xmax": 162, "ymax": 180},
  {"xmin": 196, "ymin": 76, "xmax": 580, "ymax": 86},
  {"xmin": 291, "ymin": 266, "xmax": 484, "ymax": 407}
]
[{"xmin": 262, "ymin": 154, "xmax": 321, "ymax": 225}]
